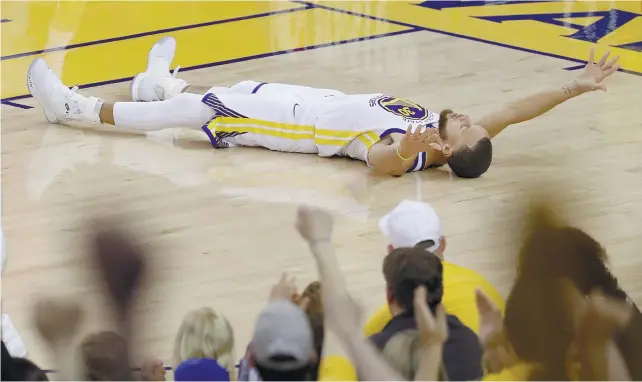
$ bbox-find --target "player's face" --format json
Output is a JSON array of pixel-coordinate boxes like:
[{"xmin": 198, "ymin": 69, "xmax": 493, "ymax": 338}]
[{"xmin": 438, "ymin": 110, "xmax": 489, "ymax": 151}]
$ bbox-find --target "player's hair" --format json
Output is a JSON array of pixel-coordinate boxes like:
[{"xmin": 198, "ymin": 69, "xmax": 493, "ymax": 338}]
[
  {"xmin": 447, "ymin": 138, "xmax": 492, "ymax": 178},
  {"xmin": 383, "ymin": 247, "xmax": 444, "ymax": 315}
]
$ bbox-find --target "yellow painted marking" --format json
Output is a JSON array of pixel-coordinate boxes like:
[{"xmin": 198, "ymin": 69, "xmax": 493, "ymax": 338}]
[
  {"xmin": 319, "ymin": 1, "xmax": 642, "ymax": 74},
  {"xmin": 2, "ymin": 7, "xmax": 410, "ymax": 99},
  {"xmin": 599, "ymin": 16, "xmax": 642, "ymax": 48},
  {"xmin": 0, "ymin": 1, "xmax": 303, "ymax": 58}
]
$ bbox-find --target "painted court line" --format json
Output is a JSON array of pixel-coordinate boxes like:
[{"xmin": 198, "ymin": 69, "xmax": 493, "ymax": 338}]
[
  {"xmin": 297, "ymin": 1, "xmax": 641, "ymax": 77},
  {"xmin": 1, "ymin": 100, "xmax": 32, "ymax": 109},
  {"xmin": 563, "ymin": 64, "xmax": 586, "ymax": 71},
  {"xmin": 2, "ymin": 29, "xmax": 420, "ymax": 107},
  {"xmin": 1, "ymin": 4, "xmax": 312, "ymax": 61}
]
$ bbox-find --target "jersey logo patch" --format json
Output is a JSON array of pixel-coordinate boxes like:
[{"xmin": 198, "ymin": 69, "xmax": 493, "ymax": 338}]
[{"xmin": 373, "ymin": 96, "xmax": 429, "ymax": 121}]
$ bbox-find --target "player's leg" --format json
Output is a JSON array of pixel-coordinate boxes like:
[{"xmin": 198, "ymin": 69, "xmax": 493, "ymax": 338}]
[
  {"xmin": 130, "ymin": 36, "xmax": 232, "ymax": 101},
  {"xmin": 130, "ymin": 36, "xmax": 188, "ymax": 102},
  {"xmin": 28, "ymin": 58, "xmax": 212, "ymax": 131},
  {"xmin": 28, "ymin": 58, "xmax": 312, "ymax": 138},
  {"xmin": 99, "ymin": 94, "xmax": 212, "ymax": 130},
  {"xmin": 181, "ymin": 81, "xmax": 347, "ymax": 99},
  {"xmin": 130, "ymin": 37, "xmax": 346, "ymax": 102}
]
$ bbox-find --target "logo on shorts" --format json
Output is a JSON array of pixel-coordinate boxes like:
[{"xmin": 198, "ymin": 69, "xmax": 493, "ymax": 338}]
[{"xmin": 373, "ymin": 96, "xmax": 429, "ymax": 121}]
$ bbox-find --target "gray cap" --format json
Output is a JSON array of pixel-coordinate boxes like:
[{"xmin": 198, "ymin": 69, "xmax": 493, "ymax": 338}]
[{"xmin": 251, "ymin": 299, "xmax": 313, "ymax": 371}]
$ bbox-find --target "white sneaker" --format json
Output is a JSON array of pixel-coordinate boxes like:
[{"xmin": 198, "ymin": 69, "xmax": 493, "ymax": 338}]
[
  {"xmin": 27, "ymin": 58, "xmax": 101, "ymax": 125},
  {"xmin": 131, "ymin": 36, "xmax": 188, "ymax": 102}
]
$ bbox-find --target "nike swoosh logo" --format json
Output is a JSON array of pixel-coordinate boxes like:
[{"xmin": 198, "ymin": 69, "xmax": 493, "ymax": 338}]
[{"xmin": 293, "ymin": 103, "xmax": 299, "ymax": 117}]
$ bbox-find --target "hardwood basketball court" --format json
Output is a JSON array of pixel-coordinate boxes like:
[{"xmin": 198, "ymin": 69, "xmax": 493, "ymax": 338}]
[{"xmin": 2, "ymin": 0, "xmax": 641, "ymax": 369}]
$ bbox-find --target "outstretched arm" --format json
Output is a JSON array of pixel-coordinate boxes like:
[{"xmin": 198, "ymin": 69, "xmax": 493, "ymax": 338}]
[{"xmin": 477, "ymin": 49, "xmax": 620, "ymax": 139}]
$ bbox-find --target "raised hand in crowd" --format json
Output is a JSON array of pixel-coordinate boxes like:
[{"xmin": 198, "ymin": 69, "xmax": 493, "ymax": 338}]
[
  {"xmin": 140, "ymin": 358, "xmax": 167, "ymax": 381},
  {"xmin": 268, "ymin": 272, "xmax": 299, "ymax": 303},
  {"xmin": 295, "ymin": 205, "xmax": 404, "ymax": 381},
  {"xmin": 32, "ymin": 298, "xmax": 85, "ymax": 380},
  {"xmin": 413, "ymin": 286, "xmax": 448, "ymax": 381},
  {"xmin": 90, "ymin": 218, "xmax": 146, "ymax": 336},
  {"xmin": 475, "ymin": 289, "xmax": 517, "ymax": 374},
  {"xmin": 572, "ymin": 285, "xmax": 633, "ymax": 381}
]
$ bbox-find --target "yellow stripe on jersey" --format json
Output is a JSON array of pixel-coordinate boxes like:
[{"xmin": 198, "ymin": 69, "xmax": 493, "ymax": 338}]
[
  {"xmin": 316, "ymin": 129, "xmax": 381, "ymax": 148},
  {"xmin": 315, "ymin": 128, "xmax": 365, "ymax": 138},
  {"xmin": 207, "ymin": 117, "xmax": 381, "ymax": 148},
  {"xmin": 207, "ymin": 117, "xmax": 315, "ymax": 140},
  {"xmin": 357, "ymin": 131, "xmax": 380, "ymax": 149}
]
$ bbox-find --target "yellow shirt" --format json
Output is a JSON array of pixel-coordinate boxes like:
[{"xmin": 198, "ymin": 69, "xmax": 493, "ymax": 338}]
[
  {"xmin": 483, "ymin": 363, "xmax": 534, "ymax": 381},
  {"xmin": 363, "ymin": 260, "xmax": 505, "ymax": 336},
  {"xmin": 318, "ymin": 355, "xmax": 358, "ymax": 381}
]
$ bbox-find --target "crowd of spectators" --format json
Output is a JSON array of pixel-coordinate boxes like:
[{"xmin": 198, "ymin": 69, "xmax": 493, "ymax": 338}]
[{"xmin": 2, "ymin": 191, "xmax": 641, "ymax": 381}]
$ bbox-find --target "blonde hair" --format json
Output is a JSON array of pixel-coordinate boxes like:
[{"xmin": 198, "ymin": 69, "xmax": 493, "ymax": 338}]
[
  {"xmin": 173, "ymin": 307, "xmax": 236, "ymax": 378},
  {"xmin": 381, "ymin": 330, "xmax": 421, "ymax": 380}
]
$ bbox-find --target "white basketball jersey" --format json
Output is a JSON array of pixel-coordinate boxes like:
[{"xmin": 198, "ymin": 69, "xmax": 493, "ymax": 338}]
[
  {"xmin": 315, "ymin": 93, "xmax": 441, "ymax": 171},
  {"xmin": 200, "ymin": 85, "xmax": 441, "ymax": 173}
]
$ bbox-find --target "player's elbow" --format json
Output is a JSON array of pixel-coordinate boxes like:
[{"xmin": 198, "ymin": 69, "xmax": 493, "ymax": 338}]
[
  {"xmin": 367, "ymin": 145, "xmax": 408, "ymax": 177},
  {"xmin": 371, "ymin": 162, "xmax": 406, "ymax": 177},
  {"xmin": 386, "ymin": 167, "xmax": 406, "ymax": 177}
]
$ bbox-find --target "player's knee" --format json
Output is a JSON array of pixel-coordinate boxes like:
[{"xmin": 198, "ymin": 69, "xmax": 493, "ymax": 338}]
[{"xmin": 229, "ymin": 80, "xmax": 262, "ymax": 94}]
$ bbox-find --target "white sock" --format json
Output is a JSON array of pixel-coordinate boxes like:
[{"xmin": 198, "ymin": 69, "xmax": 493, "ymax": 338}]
[{"xmin": 112, "ymin": 93, "xmax": 213, "ymax": 131}]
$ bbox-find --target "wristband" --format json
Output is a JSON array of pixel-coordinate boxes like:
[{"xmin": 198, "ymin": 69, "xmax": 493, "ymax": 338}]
[{"xmin": 395, "ymin": 146, "xmax": 414, "ymax": 161}]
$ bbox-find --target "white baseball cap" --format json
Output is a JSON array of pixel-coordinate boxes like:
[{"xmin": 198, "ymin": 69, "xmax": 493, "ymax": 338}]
[{"xmin": 379, "ymin": 200, "xmax": 442, "ymax": 251}]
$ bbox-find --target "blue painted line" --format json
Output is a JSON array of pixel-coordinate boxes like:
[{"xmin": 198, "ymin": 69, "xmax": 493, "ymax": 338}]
[
  {"xmin": 2, "ymin": 28, "xmax": 420, "ymax": 105},
  {"xmin": 291, "ymin": 0, "xmax": 422, "ymax": 30},
  {"xmin": 1, "ymin": 4, "xmax": 312, "ymax": 61},
  {"xmin": 563, "ymin": 64, "xmax": 585, "ymax": 71},
  {"xmin": 416, "ymin": 1, "xmax": 555, "ymax": 10},
  {"xmin": 297, "ymin": 0, "xmax": 642, "ymax": 77},
  {"xmin": 1, "ymin": 100, "xmax": 33, "ymax": 109}
]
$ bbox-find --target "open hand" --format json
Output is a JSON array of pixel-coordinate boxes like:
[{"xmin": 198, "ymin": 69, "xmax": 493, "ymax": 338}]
[
  {"xmin": 576, "ymin": 48, "xmax": 620, "ymax": 93},
  {"xmin": 140, "ymin": 359, "xmax": 167, "ymax": 381},
  {"xmin": 476, "ymin": 289, "xmax": 518, "ymax": 373},
  {"xmin": 575, "ymin": 289, "xmax": 632, "ymax": 345},
  {"xmin": 269, "ymin": 273, "xmax": 299, "ymax": 302},
  {"xmin": 398, "ymin": 124, "xmax": 447, "ymax": 157},
  {"xmin": 413, "ymin": 286, "xmax": 448, "ymax": 346}
]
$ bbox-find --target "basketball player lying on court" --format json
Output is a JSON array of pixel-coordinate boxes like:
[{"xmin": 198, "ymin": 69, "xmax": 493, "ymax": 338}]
[{"xmin": 27, "ymin": 37, "xmax": 620, "ymax": 178}]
